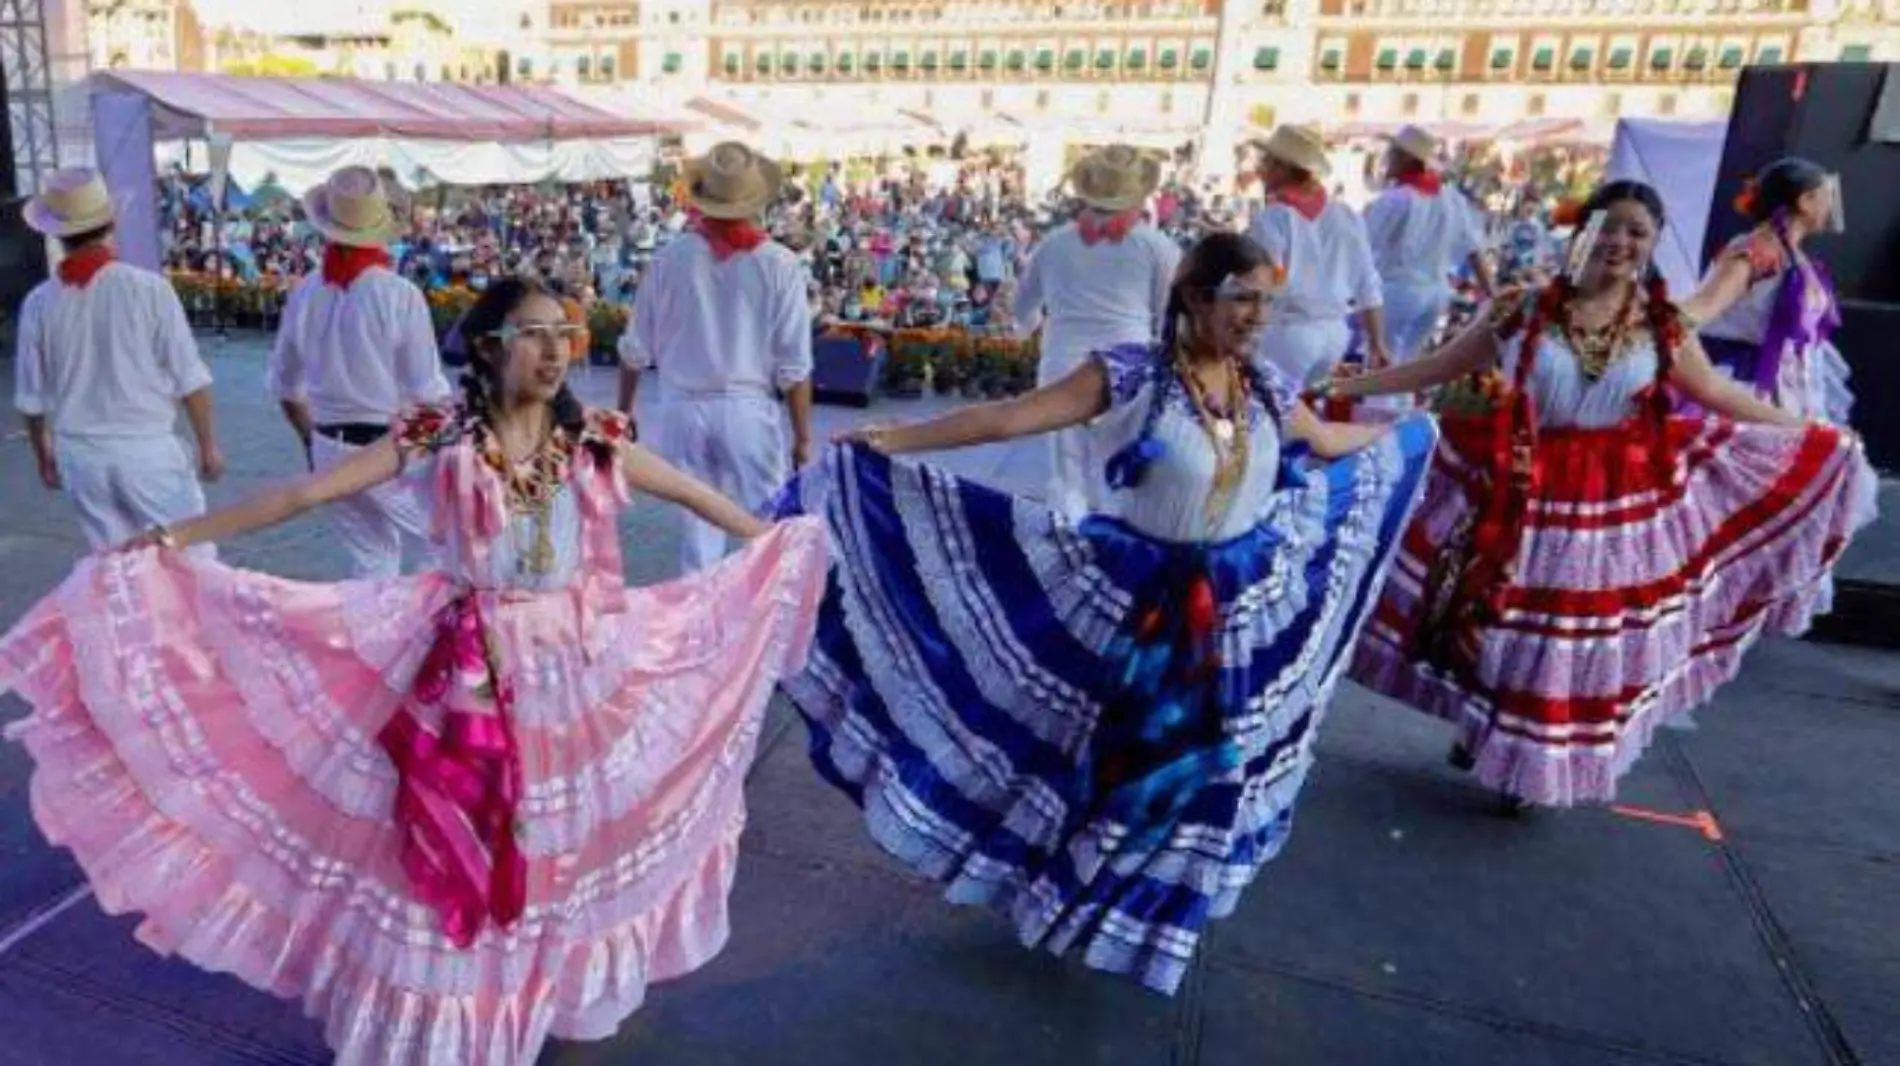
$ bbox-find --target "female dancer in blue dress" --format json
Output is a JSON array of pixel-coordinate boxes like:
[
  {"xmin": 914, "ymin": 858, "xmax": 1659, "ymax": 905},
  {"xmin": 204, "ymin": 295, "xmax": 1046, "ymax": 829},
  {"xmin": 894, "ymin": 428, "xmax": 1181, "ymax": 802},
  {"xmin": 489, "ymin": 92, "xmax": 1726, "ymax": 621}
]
[{"xmin": 771, "ymin": 232, "xmax": 1439, "ymax": 994}]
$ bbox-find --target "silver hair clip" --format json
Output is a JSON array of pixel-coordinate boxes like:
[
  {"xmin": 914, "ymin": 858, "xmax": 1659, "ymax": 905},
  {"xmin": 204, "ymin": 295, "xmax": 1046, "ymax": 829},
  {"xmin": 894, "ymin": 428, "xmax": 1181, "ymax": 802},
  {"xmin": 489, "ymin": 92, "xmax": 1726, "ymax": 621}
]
[
  {"xmin": 1566, "ymin": 210, "xmax": 1605, "ymax": 285},
  {"xmin": 1215, "ymin": 273, "xmax": 1253, "ymax": 298}
]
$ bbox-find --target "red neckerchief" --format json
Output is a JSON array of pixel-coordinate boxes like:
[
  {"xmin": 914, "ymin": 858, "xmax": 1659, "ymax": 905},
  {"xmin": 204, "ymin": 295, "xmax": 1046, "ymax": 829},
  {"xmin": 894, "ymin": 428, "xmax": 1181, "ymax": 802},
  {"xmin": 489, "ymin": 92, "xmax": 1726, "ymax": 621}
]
[
  {"xmin": 58, "ymin": 244, "xmax": 115, "ymax": 287},
  {"xmin": 688, "ymin": 209, "xmax": 768, "ymax": 262},
  {"xmin": 322, "ymin": 243, "xmax": 393, "ymax": 288},
  {"xmin": 1077, "ymin": 208, "xmax": 1140, "ymax": 246},
  {"xmin": 1270, "ymin": 181, "xmax": 1328, "ymax": 222},
  {"xmin": 1395, "ymin": 169, "xmax": 1444, "ymax": 196}
]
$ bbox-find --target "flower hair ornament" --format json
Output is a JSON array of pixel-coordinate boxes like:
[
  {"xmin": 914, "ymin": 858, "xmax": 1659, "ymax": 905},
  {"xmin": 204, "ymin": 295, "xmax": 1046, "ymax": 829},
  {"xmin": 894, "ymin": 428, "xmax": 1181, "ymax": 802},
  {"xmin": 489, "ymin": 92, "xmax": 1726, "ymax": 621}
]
[{"xmin": 1732, "ymin": 176, "xmax": 1760, "ymax": 219}]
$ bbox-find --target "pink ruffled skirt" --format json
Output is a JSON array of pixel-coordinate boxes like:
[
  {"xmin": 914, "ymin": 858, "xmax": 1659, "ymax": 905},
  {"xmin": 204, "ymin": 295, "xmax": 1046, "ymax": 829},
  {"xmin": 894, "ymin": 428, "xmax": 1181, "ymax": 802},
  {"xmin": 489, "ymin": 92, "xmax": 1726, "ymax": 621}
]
[{"xmin": 0, "ymin": 518, "xmax": 828, "ymax": 1065}]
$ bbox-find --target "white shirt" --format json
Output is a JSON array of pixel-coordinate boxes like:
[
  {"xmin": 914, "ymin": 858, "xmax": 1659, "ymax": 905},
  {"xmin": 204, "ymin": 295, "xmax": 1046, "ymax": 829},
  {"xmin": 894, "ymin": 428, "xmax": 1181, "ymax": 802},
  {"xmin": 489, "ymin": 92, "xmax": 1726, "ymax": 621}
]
[
  {"xmin": 1013, "ymin": 222, "xmax": 1181, "ymax": 362},
  {"xmin": 267, "ymin": 266, "xmax": 449, "ymax": 425},
  {"xmin": 621, "ymin": 234, "xmax": 813, "ymax": 396},
  {"xmin": 14, "ymin": 262, "xmax": 213, "ymax": 441},
  {"xmin": 1248, "ymin": 200, "xmax": 1383, "ymax": 323},
  {"xmin": 1364, "ymin": 185, "xmax": 1484, "ymax": 288}
]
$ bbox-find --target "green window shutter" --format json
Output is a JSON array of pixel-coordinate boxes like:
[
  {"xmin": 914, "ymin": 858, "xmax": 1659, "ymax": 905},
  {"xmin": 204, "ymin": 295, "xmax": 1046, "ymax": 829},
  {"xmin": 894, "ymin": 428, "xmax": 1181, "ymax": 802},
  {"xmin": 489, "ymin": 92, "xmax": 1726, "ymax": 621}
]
[
  {"xmin": 1006, "ymin": 50, "xmax": 1026, "ymax": 71},
  {"xmin": 809, "ymin": 53, "xmax": 825, "ymax": 73},
  {"xmin": 663, "ymin": 52, "xmax": 683, "ymax": 74},
  {"xmin": 1322, "ymin": 49, "xmax": 1342, "ymax": 71},
  {"xmin": 1159, "ymin": 47, "xmax": 1179, "ymax": 69},
  {"xmin": 1840, "ymin": 44, "xmax": 1872, "ymax": 62},
  {"xmin": 920, "ymin": 51, "xmax": 938, "ymax": 71},
  {"xmin": 893, "ymin": 51, "xmax": 910, "ymax": 71},
  {"xmin": 1253, "ymin": 46, "xmax": 1278, "ymax": 70},
  {"xmin": 1377, "ymin": 48, "xmax": 1398, "ymax": 70},
  {"xmin": 754, "ymin": 53, "xmax": 770, "ymax": 74},
  {"xmin": 1757, "ymin": 45, "xmax": 1783, "ymax": 64},
  {"xmin": 1127, "ymin": 47, "xmax": 1146, "ymax": 69},
  {"xmin": 1607, "ymin": 47, "xmax": 1631, "ymax": 70},
  {"xmin": 838, "ymin": 52, "xmax": 855, "ymax": 72},
  {"xmin": 1065, "ymin": 49, "xmax": 1085, "ymax": 70},
  {"xmin": 1531, "ymin": 47, "xmax": 1554, "ymax": 71},
  {"xmin": 1034, "ymin": 49, "xmax": 1054, "ymax": 71},
  {"xmin": 1684, "ymin": 46, "xmax": 1708, "ymax": 70},
  {"xmin": 1435, "ymin": 48, "xmax": 1455, "ymax": 71},
  {"xmin": 722, "ymin": 54, "xmax": 738, "ymax": 76},
  {"xmin": 1490, "ymin": 49, "xmax": 1512, "ymax": 70},
  {"xmin": 1191, "ymin": 47, "xmax": 1211, "ymax": 70},
  {"xmin": 1718, "ymin": 45, "xmax": 1744, "ymax": 69},
  {"xmin": 980, "ymin": 50, "xmax": 999, "ymax": 70},
  {"xmin": 1095, "ymin": 48, "xmax": 1115, "ymax": 69},
  {"xmin": 1405, "ymin": 48, "xmax": 1427, "ymax": 70},
  {"xmin": 1649, "ymin": 47, "xmax": 1672, "ymax": 70},
  {"xmin": 1569, "ymin": 48, "xmax": 1592, "ymax": 71},
  {"xmin": 950, "ymin": 50, "xmax": 968, "ymax": 70}
]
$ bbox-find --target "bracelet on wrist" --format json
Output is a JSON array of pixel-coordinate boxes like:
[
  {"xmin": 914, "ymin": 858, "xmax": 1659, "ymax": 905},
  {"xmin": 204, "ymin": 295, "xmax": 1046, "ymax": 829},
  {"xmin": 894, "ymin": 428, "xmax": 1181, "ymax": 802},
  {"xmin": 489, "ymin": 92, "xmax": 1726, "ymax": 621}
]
[{"xmin": 151, "ymin": 525, "xmax": 178, "ymax": 550}]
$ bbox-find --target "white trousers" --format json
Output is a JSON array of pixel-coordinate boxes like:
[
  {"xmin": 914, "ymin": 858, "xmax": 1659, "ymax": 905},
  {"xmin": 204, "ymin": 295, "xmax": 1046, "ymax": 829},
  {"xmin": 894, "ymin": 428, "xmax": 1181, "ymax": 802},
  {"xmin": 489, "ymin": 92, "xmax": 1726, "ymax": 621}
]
[
  {"xmin": 56, "ymin": 434, "xmax": 213, "ymax": 561},
  {"xmin": 1381, "ymin": 280, "xmax": 1452, "ymax": 365},
  {"xmin": 312, "ymin": 433, "xmax": 434, "ymax": 579},
  {"xmin": 1036, "ymin": 345, "xmax": 1099, "ymax": 520},
  {"xmin": 655, "ymin": 390, "xmax": 787, "ymax": 575},
  {"xmin": 1258, "ymin": 318, "xmax": 1352, "ymax": 390}
]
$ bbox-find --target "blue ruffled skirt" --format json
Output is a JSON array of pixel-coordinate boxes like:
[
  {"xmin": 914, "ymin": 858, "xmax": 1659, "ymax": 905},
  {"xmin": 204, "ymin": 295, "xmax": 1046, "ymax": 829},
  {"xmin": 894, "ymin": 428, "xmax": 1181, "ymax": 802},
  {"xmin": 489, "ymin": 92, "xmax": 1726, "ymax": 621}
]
[{"xmin": 771, "ymin": 416, "xmax": 1437, "ymax": 994}]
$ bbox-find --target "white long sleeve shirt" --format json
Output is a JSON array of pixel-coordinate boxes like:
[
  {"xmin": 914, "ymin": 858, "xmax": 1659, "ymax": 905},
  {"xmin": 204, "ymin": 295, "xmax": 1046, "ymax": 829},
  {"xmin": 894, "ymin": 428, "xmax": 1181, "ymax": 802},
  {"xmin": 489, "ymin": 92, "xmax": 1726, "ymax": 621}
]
[
  {"xmin": 1247, "ymin": 201, "xmax": 1383, "ymax": 324},
  {"xmin": 13, "ymin": 263, "xmax": 213, "ymax": 441},
  {"xmin": 620, "ymin": 234, "xmax": 812, "ymax": 396},
  {"xmin": 1363, "ymin": 185, "xmax": 1484, "ymax": 288},
  {"xmin": 1013, "ymin": 222, "xmax": 1181, "ymax": 363},
  {"xmin": 267, "ymin": 267, "xmax": 449, "ymax": 425}
]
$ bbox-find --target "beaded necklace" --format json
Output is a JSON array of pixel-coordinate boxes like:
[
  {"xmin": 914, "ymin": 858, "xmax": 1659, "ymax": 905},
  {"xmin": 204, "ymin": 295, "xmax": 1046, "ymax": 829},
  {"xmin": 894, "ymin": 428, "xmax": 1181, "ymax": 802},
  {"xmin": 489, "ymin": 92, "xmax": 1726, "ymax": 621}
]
[{"xmin": 1174, "ymin": 348, "xmax": 1251, "ymax": 531}]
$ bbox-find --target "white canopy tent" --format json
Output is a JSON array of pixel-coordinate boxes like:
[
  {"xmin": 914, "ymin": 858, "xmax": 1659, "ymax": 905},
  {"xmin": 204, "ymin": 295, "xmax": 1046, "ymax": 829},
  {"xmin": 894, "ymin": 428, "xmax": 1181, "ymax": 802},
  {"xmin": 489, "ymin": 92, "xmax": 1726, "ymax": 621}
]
[
  {"xmin": 90, "ymin": 70, "xmax": 674, "ymax": 270},
  {"xmin": 1604, "ymin": 117, "xmax": 1728, "ymax": 294}
]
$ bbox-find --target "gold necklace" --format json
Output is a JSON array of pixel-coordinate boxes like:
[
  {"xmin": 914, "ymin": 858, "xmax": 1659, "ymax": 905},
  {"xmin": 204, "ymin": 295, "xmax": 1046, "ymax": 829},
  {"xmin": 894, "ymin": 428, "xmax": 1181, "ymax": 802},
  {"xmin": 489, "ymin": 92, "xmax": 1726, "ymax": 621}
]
[
  {"xmin": 1558, "ymin": 286, "xmax": 1639, "ymax": 382},
  {"xmin": 479, "ymin": 418, "xmax": 571, "ymax": 578},
  {"xmin": 1177, "ymin": 351, "xmax": 1250, "ymax": 531}
]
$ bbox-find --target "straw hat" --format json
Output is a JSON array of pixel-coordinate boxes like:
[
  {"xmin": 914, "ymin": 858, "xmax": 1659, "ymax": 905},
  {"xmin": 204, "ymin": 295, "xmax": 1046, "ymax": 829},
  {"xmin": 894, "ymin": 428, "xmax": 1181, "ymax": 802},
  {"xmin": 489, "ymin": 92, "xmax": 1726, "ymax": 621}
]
[
  {"xmin": 1068, "ymin": 144, "xmax": 1162, "ymax": 212},
  {"xmin": 1254, "ymin": 125, "xmax": 1332, "ymax": 179},
  {"xmin": 1386, "ymin": 125, "xmax": 1440, "ymax": 167},
  {"xmin": 303, "ymin": 166, "xmax": 400, "ymax": 248},
  {"xmin": 683, "ymin": 142, "xmax": 784, "ymax": 220},
  {"xmin": 26, "ymin": 167, "xmax": 117, "ymax": 238}
]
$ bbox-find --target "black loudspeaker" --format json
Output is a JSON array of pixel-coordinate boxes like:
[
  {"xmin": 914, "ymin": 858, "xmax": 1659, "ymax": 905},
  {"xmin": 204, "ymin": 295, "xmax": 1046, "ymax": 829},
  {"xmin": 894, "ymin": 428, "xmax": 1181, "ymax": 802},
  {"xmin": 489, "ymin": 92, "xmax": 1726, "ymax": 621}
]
[
  {"xmin": 1831, "ymin": 300, "xmax": 1900, "ymax": 473},
  {"xmin": 1706, "ymin": 63, "xmax": 1900, "ymax": 305},
  {"xmin": 0, "ymin": 50, "xmax": 50, "ymax": 360}
]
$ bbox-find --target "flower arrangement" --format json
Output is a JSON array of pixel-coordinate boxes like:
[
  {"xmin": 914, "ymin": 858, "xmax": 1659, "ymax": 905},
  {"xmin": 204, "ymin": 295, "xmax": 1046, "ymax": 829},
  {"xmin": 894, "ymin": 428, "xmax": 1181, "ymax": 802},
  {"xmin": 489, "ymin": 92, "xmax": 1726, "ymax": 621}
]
[
  {"xmin": 1432, "ymin": 368, "xmax": 1511, "ymax": 416},
  {"xmin": 167, "ymin": 271, "xmax": 290, "ymax": 328}
]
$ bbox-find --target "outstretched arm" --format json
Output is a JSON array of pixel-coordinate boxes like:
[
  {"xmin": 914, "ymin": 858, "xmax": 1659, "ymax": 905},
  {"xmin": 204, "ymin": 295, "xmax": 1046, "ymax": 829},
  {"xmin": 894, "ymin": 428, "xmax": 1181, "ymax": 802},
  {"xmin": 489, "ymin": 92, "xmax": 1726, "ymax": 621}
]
[
  {"xmin": 1676, "ymin": 239, "xmax": 1768, "ymax": 329},
  {"xmin": 618, "ymin": 440, "xmax": 771, "ymax": 540},
  {"xmin": 1286, "ymin": 400, "xmax": 1390, "ymax": 459},
  {"xmin": 1669, "ymin": 334, "xmax": 1803, "ymax": 428},
  {"xmin": 846, "ymin": 359, "xmax": 1110, "ymax": 456},
  {"xmin": 1334, "ymin": 312, "xmax": 1500, "ymax": 399},
  {"xmin": 135, "ymin": 437, "xmax": 405, "ymax": 551}
]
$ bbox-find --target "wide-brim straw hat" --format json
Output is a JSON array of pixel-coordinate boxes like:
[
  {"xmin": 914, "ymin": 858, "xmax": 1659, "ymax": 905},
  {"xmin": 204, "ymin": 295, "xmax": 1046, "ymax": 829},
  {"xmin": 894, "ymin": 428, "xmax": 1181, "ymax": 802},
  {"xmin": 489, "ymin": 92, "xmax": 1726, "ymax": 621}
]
[
  {"xmin": 26, "ymin": 167, "xmax": 117, "ymax": 237},
  {"xmin": 1254, "ymin": 125, "xmax": 1332, "ymax": 179},
  {"xmin": 303, "ymin": 166, "xmax": 400, "ymax": 248},
  {"xmin": 1068, "ymin": 144, "xmax": 1162, "ymax": 212},
  {"xmin": 1386, "ymin": 124, "xmax": 1440, "ymax": 167},
  {"xmin": 683, "ymin": 142, "xmax": 784, "ymax": 220}
]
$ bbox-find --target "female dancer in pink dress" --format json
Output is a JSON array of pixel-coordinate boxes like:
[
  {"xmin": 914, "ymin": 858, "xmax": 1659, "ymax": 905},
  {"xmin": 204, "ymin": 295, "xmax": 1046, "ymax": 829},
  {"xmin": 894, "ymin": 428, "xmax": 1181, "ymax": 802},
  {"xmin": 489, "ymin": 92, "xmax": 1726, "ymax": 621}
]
[
  {"xmin": 0, "ymin": 278, "xmax": 829, "ymax": 1064},
  {"xmin": 1321, "ymin": 180, "xmax": 1876, "ymax": 810}
]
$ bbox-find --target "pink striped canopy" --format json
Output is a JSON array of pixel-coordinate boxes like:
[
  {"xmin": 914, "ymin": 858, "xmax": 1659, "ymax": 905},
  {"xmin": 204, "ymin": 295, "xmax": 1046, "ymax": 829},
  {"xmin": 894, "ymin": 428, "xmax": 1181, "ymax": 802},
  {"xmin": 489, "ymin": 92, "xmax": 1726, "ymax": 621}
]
[{"xmin": 92, "ymin": 70, "xmax": 666, "ymax": 142}]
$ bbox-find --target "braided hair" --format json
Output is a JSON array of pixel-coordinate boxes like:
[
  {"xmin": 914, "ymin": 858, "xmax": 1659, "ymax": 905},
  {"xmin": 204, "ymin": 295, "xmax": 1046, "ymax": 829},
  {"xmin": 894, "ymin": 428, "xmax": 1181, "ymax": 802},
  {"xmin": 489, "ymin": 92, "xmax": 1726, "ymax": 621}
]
[
  {"xmin": 455, "ymin": 276, "xmax": 610, "ymax": 464},
  {"xmin": 1106, "ymin": 232, "xmax": 1284, "ymax": 490}
]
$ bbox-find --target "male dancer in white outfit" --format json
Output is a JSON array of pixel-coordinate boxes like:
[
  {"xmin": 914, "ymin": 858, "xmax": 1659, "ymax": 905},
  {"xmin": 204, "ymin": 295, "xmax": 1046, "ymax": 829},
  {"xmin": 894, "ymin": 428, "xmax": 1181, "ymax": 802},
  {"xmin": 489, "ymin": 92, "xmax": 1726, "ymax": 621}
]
[
  {"xmin": 618, "ymin": 141, "xmax": 813, "ymax": 574},
  {"xmin": 1246, "ymin": 126, "xmax": 1387, "ymax": 388},
  {"xmin": 267, "ymin": 167, "xmax": 449, "ymax": 577},
  {"xmin": 15, "ymin": 168, "xmax": 223, "ymax": 557},
  {"xmin": 1013, "ymin": 144, "xmax": 1180, "ymax": 518},
  {"xmin": 1363, "ymin": 126, "xmax": 1493, "ymax": 367}
]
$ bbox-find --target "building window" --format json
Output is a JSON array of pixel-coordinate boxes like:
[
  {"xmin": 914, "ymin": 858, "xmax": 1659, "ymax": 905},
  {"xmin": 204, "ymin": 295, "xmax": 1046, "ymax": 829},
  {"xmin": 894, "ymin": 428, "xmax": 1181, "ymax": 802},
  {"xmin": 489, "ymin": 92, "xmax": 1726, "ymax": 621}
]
[
  {"xmin": 1158, "ymin": 47, "xmax": 1178, "ymax": 70},
  {"xmin": 1252, "ymin": 46, "xmax": 1278, "ymax": 70},
  {"xmin": 1190, "ymin": 47, "xmax": 1211, "ymax": 70},
  {"xmin": 1095, "ymin": 48, "xmax": 1115, "ymax": 70},
  {"xmin": 723, "ymin": 54, "xmax": 739, "ymax": 75},
  {"xmin": 755, "ymin": 53, "xmax": 771, "ymax": 74},
  {"xmin": 839, "ymin": 52, "xmax": 855, "ymax": 72},
  {"xmin": 1569, "ymin": 47, "xmax": 1593, "ymax": 72},
  {"xmin": 664, "ymin": 52, "xmax": 683, "ymax": 73},
  {"xmin": 921, "ymin": 50, "xmax": 938, "ymax": 71},
  {"xmin": 1684, "ymin": 46, "xmax": 1708, "ymax": 70},
  {"xmin": 1096, "ymin": 89, "xmax": 1111, "ymax": 113},
  {"xmin": 1527, "ymin": 92, "xmax": 1547, "ymax": 116},
  {"xmin": 1036, "ymin": 89, "xmax": 1050, "ymax": 109},
  {"xmin": 1717, "ymin": 45, "xmax": 1744, "ymax": 69},
  {"xmin": 950, "ymin": 49, "xmax": 968, "ymax": 70},
  {"xmin": 1435, "ymin": 48, "xmax": 1455, "ymax": 72},
  {"xmin": 1160, "ymin": 90, "xmax": 1174, "ymax": 112},
  {"xmin": 1600, "ymin": 91, "xmax": 1622, "ymax": 115},
  {"xmin": 1404, "ymin": 47, "xmax": 1426, "ymax": 71},
  {"xmin": 1401, "ymin": 92, "xmax": 1419, "ymax": 116},
  {"xmin": 1840, "ymin": 44, "xmax": 1872, "ymax": 62},
  {"xmin": 1650, "ymin": 47, "xmax": 1672, "ymax": 71},
  {"xmin": 810, "ymin": 52, "xmax": 826, "ymax": 73},
  {"xmin": 893, "ymin": 50, "xmax": 910, "ymax": 71},
  {"xmin": 1460, "ymin": 91, "xmax": 1480, "ymax": 115},
  {"xmin": 1344, "ymin": 92, "xmax": 1362, "ymax": 115},
  {"xmin": 1006, "ymin": 49, "xmax": 1025, "ymax": 71},
  {"xmin": 1490, "ymin": 48, "xmax": 1513, "ymax": 70},
  {"xmin": 1608, "ymin": 46, "xmax": 1632, "ymax": 70},
  {"xmin": 1376, "ymin": 47, "xmax": 1397, "ymax": 71},
  {"xmin": 600, "ymin": 55, "xmax": 615, "ymax": 79},
  {"xmin": 1658, "ymin": 93, "xmax": 1677, "ymax": 115},
  {"xmin": 1531, "ymin": 46, "xmax": 1554, "ymax": 72},
  {"xmin": 1757, "ymin": 45, "xmax": 1783, "ymax": 64},
  {"xmin": 1065, "ymin": 48, "xmax": 1084, "ymax": 70},
  {"xmin": 865, "ymin": 52, "xmax": 882, "ymax": 71},
  {"xmin": 518, "ymin": 57, "xmax": 533, "ymax": 77},
  {"xmin": 577, "ymin": 55, "xmax": 590, "ymax": 78},
  {"xmin": 1321, "ymin": 48, "xmax": 1342, "ymax": 71},
  {"xmin": 980, "ymin": 49, "xmax": 998, "ymax": 70},
  {"xmin": 1127, "ymin": 47, "xmax": 1146, "ymax": 69},
  {"xmin": 1035, "ymin": 49, "xmax": 1055, "ymax": 71}
]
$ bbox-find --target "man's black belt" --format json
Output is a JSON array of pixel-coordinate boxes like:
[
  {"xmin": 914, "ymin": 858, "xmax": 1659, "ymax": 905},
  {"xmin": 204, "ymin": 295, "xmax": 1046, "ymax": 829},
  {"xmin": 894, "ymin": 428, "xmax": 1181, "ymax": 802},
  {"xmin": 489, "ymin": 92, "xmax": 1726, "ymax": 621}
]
[{"xmin": 315, "ymin": 422, "xmax": 389, "ymax": 447}]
